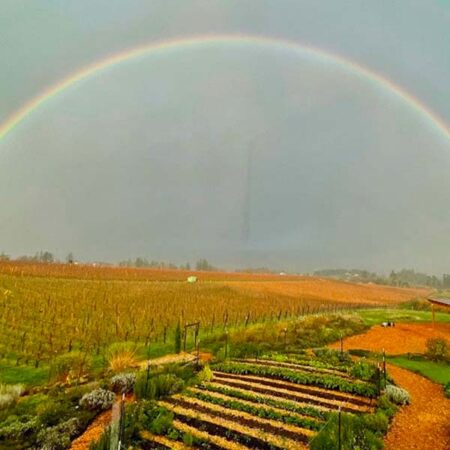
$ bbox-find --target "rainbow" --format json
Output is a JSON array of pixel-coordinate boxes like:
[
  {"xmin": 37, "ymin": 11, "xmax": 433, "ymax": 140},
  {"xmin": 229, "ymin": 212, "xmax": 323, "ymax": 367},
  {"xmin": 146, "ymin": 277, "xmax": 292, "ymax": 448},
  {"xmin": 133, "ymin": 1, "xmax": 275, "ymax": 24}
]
[{"xmin": 1, "ymin": 33, "xmax": 449, "ymax": 142}]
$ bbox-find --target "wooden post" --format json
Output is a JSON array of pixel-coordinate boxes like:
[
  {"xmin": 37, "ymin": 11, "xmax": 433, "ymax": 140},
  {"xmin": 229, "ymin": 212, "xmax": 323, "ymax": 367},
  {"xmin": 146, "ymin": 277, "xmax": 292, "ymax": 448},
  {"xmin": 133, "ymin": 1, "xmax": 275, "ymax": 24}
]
[
  {"xmin": 225, "ymin": 330, "xmax": 229, "ymax": 360},
  {"xmin": 338, "ymin": 406, "xmax": 342, "ymax": 450},
  {"xmin": 432, "ymin": 303, "xmax": 435, "ymax": 328}
]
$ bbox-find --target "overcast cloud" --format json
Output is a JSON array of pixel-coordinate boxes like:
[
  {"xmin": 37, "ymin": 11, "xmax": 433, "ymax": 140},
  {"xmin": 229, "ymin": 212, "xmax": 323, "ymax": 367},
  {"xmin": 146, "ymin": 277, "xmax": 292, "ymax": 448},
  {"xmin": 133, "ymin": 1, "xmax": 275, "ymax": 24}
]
[{"xmin": 0, "ymin": 1, "xmax": 449, "ymax": 274}]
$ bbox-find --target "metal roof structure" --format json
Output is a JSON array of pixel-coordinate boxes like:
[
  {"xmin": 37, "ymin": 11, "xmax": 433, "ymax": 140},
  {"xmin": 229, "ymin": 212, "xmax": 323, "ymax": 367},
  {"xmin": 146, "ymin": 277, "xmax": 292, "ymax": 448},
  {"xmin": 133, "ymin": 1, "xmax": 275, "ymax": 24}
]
[{"xmin": 427, "ymin": 296, "xmax": 450, "ymax": 308}]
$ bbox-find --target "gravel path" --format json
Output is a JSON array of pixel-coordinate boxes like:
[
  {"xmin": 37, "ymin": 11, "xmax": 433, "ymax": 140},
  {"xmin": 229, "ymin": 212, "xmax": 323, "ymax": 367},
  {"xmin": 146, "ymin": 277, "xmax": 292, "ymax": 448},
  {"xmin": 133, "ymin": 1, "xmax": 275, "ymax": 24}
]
[{"xmin": 384, "ymin": 364, "xmax": 450, "ymax": 450}]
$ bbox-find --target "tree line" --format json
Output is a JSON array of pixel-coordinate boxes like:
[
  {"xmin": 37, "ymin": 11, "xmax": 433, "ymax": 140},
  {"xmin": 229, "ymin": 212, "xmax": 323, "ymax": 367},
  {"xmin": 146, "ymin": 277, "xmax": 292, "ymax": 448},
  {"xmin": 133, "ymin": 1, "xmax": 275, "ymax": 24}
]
[{"xmin": 314, "ymin": 268, "xmax": 450, "ymax": 289}]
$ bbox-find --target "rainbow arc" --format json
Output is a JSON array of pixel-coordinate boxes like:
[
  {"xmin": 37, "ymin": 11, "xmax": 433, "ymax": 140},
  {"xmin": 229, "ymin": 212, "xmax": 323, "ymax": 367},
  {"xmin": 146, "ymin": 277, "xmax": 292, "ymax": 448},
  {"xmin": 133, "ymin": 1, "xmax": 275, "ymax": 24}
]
[{"xmin": 1, "ymin": 34, "xmax": 449, "ymax": 142}]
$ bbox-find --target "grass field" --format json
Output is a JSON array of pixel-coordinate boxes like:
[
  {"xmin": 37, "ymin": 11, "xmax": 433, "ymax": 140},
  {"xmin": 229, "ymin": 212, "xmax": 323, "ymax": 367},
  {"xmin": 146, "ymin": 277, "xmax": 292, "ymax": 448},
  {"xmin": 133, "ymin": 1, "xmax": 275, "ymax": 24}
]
[
  {"xmin": 357, "ymin": 308, "xmax": 450, "ymax": 325},
  {"xmin": 387, "ymin": 356, "xmax": 450, "ymax": 384}
]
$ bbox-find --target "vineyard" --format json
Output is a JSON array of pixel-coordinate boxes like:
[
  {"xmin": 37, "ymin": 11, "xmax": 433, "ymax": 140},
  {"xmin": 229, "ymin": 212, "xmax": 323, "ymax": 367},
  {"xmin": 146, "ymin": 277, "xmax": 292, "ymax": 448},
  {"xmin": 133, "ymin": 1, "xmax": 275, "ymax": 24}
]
[
  {"xmin": 0, "ymin": 262, "xmax": 423, "ymax": 366},
  {"xmin": 0, "ymin": 261, "xmax": 427, "ymax": 368}
]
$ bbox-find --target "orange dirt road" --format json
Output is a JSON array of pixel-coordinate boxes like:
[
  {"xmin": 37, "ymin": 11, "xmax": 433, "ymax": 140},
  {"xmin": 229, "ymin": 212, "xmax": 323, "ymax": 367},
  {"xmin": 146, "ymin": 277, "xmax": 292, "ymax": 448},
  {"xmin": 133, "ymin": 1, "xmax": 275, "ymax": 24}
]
[
  {"xmin": 384, "ymin": 364, "xmax": 450, "ymax": 450},
  {"xmin": 330, "ymin": 322, "xmax": 450, "ymax": 355}
]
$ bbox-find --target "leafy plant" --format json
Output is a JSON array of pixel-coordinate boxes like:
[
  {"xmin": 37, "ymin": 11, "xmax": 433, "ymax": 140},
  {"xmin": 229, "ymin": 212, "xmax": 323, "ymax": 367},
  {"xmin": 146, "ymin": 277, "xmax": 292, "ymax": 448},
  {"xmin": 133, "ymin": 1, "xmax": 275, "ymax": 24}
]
[
  {"xmin": 350, "ymin": 359, "xmax": 378, "ymax": 381},
  {"xmin": 36, "ymin": 398, "xmax": 72, "ymax": 426},
  {"xmin": 110, "ymin": 372, "xmax": 136, "ymax": 394},
  {"xmin": 0, "ymin": 383, "xmax": 24, "ymax": 410},
  {"xmin": 197, "ymin": 365, "xmax": 213, "ymax": 383},
  {"xmin": 0, "ymin": 415, "xmax": 38, "ymax": 440},
  {"xmin": 310, "ymin": 412, "xmax": 385, "ymax": 450},
  {"xmin": 425, "ymin": 337, "xmax": 449, "ymax": 362},
  {"xmin": 49, "ymin": 351, "xmax": 92, "ymax": 382},
  {"xmin": 134, "ymin": 373, "xmax": 184, "ymax": 400},
  {"xmin": 37, "ymin": 418, "xmax": 81, "ymax": 450},
  {"xmin": 79, "ymin": 388, "xmax": 115, "ymax": 411},
  {"xmin": 384, "ymin": 384, "xmax": 410, "ymax": 405}
]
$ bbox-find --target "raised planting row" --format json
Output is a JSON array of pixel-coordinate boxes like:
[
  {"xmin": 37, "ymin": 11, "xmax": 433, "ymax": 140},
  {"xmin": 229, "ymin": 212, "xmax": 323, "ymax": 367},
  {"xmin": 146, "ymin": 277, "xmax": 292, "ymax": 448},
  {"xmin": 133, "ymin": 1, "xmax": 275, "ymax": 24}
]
[
  {"xmin": 184, "ymin": 387, "xmax": 323, "ymax": 431},
  {"xmin": 141, "ymin": 428, "xmax": 226, "ymax": 450},
  {"xmin": 195, "ymin": 382, "xmax": 329, "ymax": 420},
  {"xmin": 210, "ymin": 374, "xmax": 373, "ymax": 414},
  {"xmin": 213, "ymin": 372, "xmax": 374, "ymax": 408},
  {"xmin": 213, "ymin": 362, "xmax": 378, "ymax": 397},
  {"xmin": 159, "ymin": 399, "xmax": 308, "ymax": 450},
  {"xmin": 136, "ymin": 359, "xmax": 382, "ymax": 449},
  {"xmin": 233, "ymin": 358, "xmax": 354, "ymax": 379}
]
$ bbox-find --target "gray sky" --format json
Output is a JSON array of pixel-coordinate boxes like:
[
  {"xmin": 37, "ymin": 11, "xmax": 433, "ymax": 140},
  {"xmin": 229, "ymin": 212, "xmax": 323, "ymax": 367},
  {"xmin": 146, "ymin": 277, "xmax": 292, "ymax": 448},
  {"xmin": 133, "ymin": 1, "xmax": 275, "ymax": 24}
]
[{"xmin": 1, "ymin": 1, "xmax": 449, "ymax": 274}]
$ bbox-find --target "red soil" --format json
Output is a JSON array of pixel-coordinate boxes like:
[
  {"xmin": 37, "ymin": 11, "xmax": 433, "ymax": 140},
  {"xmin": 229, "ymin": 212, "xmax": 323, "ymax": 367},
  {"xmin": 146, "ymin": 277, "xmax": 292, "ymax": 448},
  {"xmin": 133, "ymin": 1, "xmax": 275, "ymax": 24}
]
[
  {"xmin": 330, "ymin": 322, "xmax": 450, "ymax": 354},
  {"xmin": 384, "ymin": 364, "xmax": 450, "ymax": 450}
]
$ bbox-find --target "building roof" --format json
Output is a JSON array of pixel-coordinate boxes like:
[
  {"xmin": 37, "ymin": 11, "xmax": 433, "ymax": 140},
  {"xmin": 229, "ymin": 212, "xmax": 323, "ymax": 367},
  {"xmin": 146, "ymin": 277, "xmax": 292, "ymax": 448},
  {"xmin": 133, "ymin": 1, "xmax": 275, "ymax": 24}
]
[{"xmin": 427, "ymin": 297, "xmax": 450, "ymax": 308}]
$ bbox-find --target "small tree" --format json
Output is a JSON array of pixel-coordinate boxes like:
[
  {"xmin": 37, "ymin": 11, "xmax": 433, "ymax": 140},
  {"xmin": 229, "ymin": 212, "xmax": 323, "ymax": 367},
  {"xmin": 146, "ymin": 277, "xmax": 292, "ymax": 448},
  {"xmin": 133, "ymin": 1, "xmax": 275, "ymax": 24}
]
[
  {"xmin": 174, "ymin": 321, "xmax": 182, "ymax": 354},
  {"xmin": 426, "ymin": 337, "xmax": 449, "ymax": 362}
]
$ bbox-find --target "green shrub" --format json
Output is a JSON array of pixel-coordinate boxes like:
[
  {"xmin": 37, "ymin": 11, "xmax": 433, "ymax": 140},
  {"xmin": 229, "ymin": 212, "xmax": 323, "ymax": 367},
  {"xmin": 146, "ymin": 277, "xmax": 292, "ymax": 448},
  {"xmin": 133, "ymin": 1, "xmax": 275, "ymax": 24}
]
[
  {"xmin": 37, "ymin": 428, "xmax": 71, "ymax": 450},
  {"xmin": 49, "ymin": 351, "xmax": 92, "ymax": 382},
  {"xmin": 150, "ymin": 410, "xmax": 174, "ymax": 434},
  {"xmin": 13, "ymin": 393, "xmax": 49, "ymax": 416},
  {"xmin": 197, "ymin": 365, "xmax": 213, "ymax": 383},
  {"xmin": 79, "ymin": 388, "xmax": 115, "ymax": 411},
  {"xmin": 0, "ymin": 415, "xmax": 38, "ymax": 439},
  {"xmin": 37, "ymin": 418, "xmax": 81, "ymax": 450},
  {"xmin": 377, "ymin": 394, "xmax": 398, "ymax": 417},
  {"xmin": 350, "ymin": 359, "xmax": 378, "ymax": 381},
  {"xmin": 110, "ymin": 373, "xmax": 136, "ymax": 394},
  {"xmin": 385, "ymin": 384, "xmax": 410, "ymax": 405},
  {"xmin": 123, "ymin": 401, "xmax": 173, "ymax": 438},
  {"xmin": 36, "ymin": 398, "xmax": 71, "ymax": 426},
  {"xmin": 0, "ymin": 383, "xmax": 24, "ymax": 410},
  {"xmin": 363, "ymin": 412, "xmax": 389, "ymax": 434},
  {"xmin": 425, "ymin": 338, "xmax": 449, "ymax": 362},
  {"xmin": 313, "ymin": 348, "xmax": 352, "ymax": 365},
  {"xmin": 310, "ymin": 412, "xmax": 384, "ymax": 450},
  {"xmin": 134, "ymin": 373, "xmax": 184, "ymax": 400}
]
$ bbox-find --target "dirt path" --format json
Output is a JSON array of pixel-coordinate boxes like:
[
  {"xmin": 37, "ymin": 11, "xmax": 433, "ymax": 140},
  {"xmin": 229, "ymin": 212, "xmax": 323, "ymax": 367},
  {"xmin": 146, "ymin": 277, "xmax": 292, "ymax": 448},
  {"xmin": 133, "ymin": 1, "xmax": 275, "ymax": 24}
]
[
  {"xmin": 139, "ymin": 351, "xmax": 196, "ymax": 369},
  {"xmin": 329, "ymin": 322, "xmax": 450, "ymax": 354},
  {"xmin": 70, "ymin": 407, "xmax": 112, "ymax": 450},
  {"xmin": 329, "ymin": 324, "xmax": 450, "ymax": 449},
  {"xmin": 384, "ymin": 364, "xmax": 450, "ymax": 450}
]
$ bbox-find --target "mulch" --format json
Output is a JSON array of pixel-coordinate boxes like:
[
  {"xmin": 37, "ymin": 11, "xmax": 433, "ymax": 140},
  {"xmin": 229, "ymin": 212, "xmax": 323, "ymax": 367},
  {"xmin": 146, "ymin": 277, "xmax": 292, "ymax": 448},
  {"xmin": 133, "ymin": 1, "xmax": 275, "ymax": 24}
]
[{"xmin": 384, "ymin": 364, "xmax": 450, "ymax": 450}]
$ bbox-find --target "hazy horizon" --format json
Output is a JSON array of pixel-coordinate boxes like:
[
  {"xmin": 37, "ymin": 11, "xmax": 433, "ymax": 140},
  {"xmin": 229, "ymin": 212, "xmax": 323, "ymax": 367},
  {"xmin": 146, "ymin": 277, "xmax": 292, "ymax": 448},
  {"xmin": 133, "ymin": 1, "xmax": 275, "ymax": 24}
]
[{"xmin": 1, "ymin": 1, "xmax": 449, "ymax": 274}]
